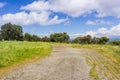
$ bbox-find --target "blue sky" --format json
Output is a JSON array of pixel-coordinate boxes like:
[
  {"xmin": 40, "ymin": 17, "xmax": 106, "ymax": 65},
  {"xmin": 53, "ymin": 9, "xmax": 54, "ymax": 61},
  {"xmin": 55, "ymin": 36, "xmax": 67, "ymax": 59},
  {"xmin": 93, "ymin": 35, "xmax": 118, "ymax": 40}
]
[{"xmin": 0, "ymin": 0, "xmax": 120, "ymax": 39}]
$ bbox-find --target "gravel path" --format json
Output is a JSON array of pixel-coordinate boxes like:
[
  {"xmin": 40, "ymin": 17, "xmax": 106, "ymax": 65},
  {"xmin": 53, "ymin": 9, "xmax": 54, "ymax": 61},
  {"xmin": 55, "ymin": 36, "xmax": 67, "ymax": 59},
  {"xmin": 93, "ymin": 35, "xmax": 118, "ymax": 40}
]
[{"xmin": 0, "ymin": 46, "xmax": 90, "ymax": 80}]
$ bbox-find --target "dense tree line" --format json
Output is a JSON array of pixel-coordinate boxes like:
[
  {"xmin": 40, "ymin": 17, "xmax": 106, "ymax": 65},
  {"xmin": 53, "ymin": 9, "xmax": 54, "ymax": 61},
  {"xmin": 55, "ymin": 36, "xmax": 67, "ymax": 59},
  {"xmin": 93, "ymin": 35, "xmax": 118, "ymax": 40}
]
[
  {"xmin": 50, "ymin": 32, "xmax": 69, "ymax": 43},
  {"xmin": 0, "ymin": 23, "xmax": 70, "ymax": 42},
  {"xmin": 109, "ymin": 41, "xmax": 120, "ymax": 45},
  {"xmin": 24, "ymin": 33, "xmax": 41, "ymax": 41},
  {"xmin": 73, "ymin": 35, "xmax": 109, "ymax": 44},
  {"xmin": 0, "ymin": 23, "xmax": 114, "ymax": 45}
]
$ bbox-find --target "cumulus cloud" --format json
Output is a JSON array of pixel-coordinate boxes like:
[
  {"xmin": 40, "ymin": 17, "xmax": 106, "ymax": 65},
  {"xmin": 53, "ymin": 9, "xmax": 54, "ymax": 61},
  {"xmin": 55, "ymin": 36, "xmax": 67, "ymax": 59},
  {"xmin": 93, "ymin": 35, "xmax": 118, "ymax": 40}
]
[
  {"xmin": 86, "ymin": 20, "xmax": 96, "ymax": 25},
  {"xmin": 85, "ymin": 24, "xmax": 120, "ymax": 37},
  {"xmin": 1, "ymin": 0, "xmax": 120, "ymax": 26},
  {"xmin": 70, "ymin": 24, "xmax": 120, "ymax": 39},
  {"xmin": 0, "ymin": 11, "xmax": 67, "ymax": 26},
  {"xmin": 96, "ymin": 0, "xmax": 120, "ymax": 18},
  {"xmin": 21, "ymin": 0, "xmax": 97, "ymax": 17},
  {"xmin": 21, "ymin": 1, "xmax": 50, "ymax": 12},
  {"xmin": 0, "ymin": 0, "xmax": 68, "ymax": 26},
  {"xmin": 48, "ymin": 0, "xmax": 97, "ymax": 17},
  {"xmin": 0, "ymin": 2, "xmax": 5, "ymax": 8},
  {"xmin": 86, "ymin": 19, "xmax": 113, "ymax": 25},
  {"xmin": 21, "ymin": 0, "xmax": 120, "ymax": 18}
]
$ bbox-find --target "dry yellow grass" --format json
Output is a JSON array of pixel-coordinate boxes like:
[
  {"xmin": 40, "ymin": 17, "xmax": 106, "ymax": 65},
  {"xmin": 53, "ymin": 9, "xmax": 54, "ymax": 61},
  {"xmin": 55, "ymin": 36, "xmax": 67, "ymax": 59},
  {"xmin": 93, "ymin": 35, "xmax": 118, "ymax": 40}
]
[{"xmin": 71, "ymin": 44, "xmax": 120, "ymax": 80}]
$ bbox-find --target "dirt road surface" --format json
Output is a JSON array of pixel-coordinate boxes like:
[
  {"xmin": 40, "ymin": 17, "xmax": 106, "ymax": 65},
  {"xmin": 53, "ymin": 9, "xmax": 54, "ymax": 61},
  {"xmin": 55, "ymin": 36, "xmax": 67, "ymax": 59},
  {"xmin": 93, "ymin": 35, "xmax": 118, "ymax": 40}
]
[{"xmin": 1, "ymin": 46, "xmax": 90, "ymax": 80}]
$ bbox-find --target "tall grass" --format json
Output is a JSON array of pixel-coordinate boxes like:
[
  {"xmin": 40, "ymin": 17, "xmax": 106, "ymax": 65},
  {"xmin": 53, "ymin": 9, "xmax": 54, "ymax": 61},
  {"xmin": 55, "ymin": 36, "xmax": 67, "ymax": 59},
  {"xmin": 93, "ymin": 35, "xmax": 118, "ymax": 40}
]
[
  {"xmin": 71, "ymin": 44, "xmax": 120, "ymax": 79},
  {"xmin": 0, "ymin": 41, "xmax": 52, "ymax": 68}
]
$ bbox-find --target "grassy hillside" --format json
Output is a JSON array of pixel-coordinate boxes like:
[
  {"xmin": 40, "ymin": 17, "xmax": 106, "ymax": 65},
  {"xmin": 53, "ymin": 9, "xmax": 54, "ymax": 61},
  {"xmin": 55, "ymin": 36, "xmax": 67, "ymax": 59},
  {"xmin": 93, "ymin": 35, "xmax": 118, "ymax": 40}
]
[
  {"xmin": 71, "ymin": 44, "xmax": 120, "ymax": 80},
  {"xmin": 0, "ymin": 41, "xmax": 52, "ymax": 68}
]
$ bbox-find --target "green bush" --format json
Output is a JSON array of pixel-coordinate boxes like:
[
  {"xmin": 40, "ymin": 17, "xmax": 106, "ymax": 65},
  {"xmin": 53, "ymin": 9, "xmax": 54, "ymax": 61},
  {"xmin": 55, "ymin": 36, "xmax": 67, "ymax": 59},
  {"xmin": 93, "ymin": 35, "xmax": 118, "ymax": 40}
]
[{"xmin": 109, "ymin": 41, "xmax": 120, "ymax": 45}]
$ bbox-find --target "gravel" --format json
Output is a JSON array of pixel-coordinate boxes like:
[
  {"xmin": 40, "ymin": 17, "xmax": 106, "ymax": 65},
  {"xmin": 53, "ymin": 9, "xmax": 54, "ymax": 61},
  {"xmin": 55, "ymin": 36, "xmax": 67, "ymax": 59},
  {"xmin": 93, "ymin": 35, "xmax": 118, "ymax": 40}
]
[{"xmin": 0, "ymin": 46, "xmax": 90, "ymax": 80}]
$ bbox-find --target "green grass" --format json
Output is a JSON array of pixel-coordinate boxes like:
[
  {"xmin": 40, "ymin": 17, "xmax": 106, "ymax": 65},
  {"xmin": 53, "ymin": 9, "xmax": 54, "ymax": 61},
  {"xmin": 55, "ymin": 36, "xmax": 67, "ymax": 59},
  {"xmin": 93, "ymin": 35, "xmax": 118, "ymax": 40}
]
[
  {"xmin": 89, "ymin": 64, "xmax": 99, "ymax": 80},
  {"xmin": 71, "ymin": 44, "xmax": 120, "ymax": 80},
  {"xmin": 0, "ymin": 41, "xmax": 52, "ymax": 68}
]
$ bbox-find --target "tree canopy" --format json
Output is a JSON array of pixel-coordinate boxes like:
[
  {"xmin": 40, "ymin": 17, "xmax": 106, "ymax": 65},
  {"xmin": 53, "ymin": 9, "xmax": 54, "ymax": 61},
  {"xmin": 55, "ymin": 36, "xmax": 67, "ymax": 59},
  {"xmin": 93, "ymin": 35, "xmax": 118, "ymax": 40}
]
[
  {"xmin": 73, "ymin": 35, "xmax": 109, "ymax": 44},
  {"xmin": 1, "ymin": 23, "xmax": 23, "ymax": 41},
  {"xmin": 24, "ymin": 33, "xmax": 41, "ymax": 41},
  {"xmin": 50, "ymin": 32, "xmax": 69, "ymax": 42}
]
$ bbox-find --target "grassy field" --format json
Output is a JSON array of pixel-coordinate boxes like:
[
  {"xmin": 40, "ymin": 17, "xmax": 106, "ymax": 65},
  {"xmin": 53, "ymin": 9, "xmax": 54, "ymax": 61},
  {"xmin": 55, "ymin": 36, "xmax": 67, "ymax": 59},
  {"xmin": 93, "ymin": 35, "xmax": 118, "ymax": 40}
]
[
  {"xmin": 0, "ymin": 42, "xmax": 120, "ymax": 79},
  {"xmin": 71, "ymin": 44, "xmax": 120, "ymax": 80},
  {"xmin": 0, "ymin": 41, "xmax": 52, "ymax": 68}
]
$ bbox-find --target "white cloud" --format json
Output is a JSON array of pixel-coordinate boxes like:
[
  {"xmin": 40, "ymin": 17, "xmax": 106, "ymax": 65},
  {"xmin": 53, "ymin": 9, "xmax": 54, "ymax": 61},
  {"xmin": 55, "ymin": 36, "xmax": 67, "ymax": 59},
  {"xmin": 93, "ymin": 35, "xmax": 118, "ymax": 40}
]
[
  {"xmin": 45, "ymin": 15, "xmax": 68, "ymax": 25},
  {"xmin": 85, "ymin": 24, "xmax": 120, "ymax": 37},
  {"xmin": 0, "ymin": 0, "xmax": 68, "ymax": 26},
  {"xmin": 21, "ymin": 0, "xmax": 97, "ymax": 17},
  {"xmin": 0, "ymin": 12, "xmax": 68, "ymax": 26},
  {"xmin": 70, "ymin": 24, "xmax": 120, "ymax": 38},
  {"xmin": 0, "ymin": 2, "xmax": 5, "ymax": 8},
  {"xmin": 96, "ymin": 0, "xmax": 120, "ymax": 18},
  {"xmin": 86, "ymin": 20, "xmax": 96, "ymax": 25},
  {"xmin": 86, "ymin": 19, "xmax": 113, "ymax": 25},
  {"xmin": 1, "ymin": 0, "xmax": 120, "ymax": 26},
  {"xmin": 21, "ymin": 1, "xmax": 50, "ymax": 12},
  {"xmin": 21, "ymin": 0, "xmax": 120, "ymax": 18},
  {"xmin": 49, "ymin": 0, "xmax": 97, "ymax": 17}
]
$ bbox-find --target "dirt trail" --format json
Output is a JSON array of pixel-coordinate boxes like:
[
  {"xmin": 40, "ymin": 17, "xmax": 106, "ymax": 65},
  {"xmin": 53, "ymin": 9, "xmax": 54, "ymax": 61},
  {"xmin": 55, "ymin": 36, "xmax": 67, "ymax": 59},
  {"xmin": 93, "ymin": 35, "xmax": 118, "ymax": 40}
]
[{"xmin": 0, "ymin": 46, "xmax": 90, "ymax": 80}]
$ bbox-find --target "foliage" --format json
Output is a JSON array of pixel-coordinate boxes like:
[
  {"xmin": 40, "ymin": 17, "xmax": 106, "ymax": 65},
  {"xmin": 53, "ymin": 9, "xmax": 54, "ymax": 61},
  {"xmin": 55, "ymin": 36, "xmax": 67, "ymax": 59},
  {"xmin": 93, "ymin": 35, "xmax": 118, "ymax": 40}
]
[
  {"xmin": 98, "ymin": 36, "xmax": 109, "ymax": 44},
  {"xmin": 73, "ymin": 35, "xmax": 92, "ymax": 44},
  {"xmin": 24, "ymin": 33, "xmax": 41, "ymax": 41},
  {"xmin": 91, "ymin": 37, "xmax": 100, "ymax": 44},
  {"xmin": 0, "ymin": 23, "xmax": 113, "ymax": 44},
  {"xmin": 50, "ymin": 32, "xmax": 69, "ymax": 43},
  {"xmin": 24, "ymin": 33, "xmax": 32, "ymax": 41},
  {"xmin": 109, "ymin": 40, "xmax": 120, "ymax": 45},
  {"xmin": 32, "ymin": 35, "xmax": 41, "ymax": 41},
  {"xmin": 1, "ymin": 23, "xmax": 23, "ymax": 41},
  {"xmin": 73, "ymin": 35, "xmax": 109, "ymax": 44},
  {"xmin": 41, "ymin": 36, "xmax": 50, "ymax": 42},
  {"xmin": 0, "ymin": 33, "xmax": 3, "ymax": 41}
]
